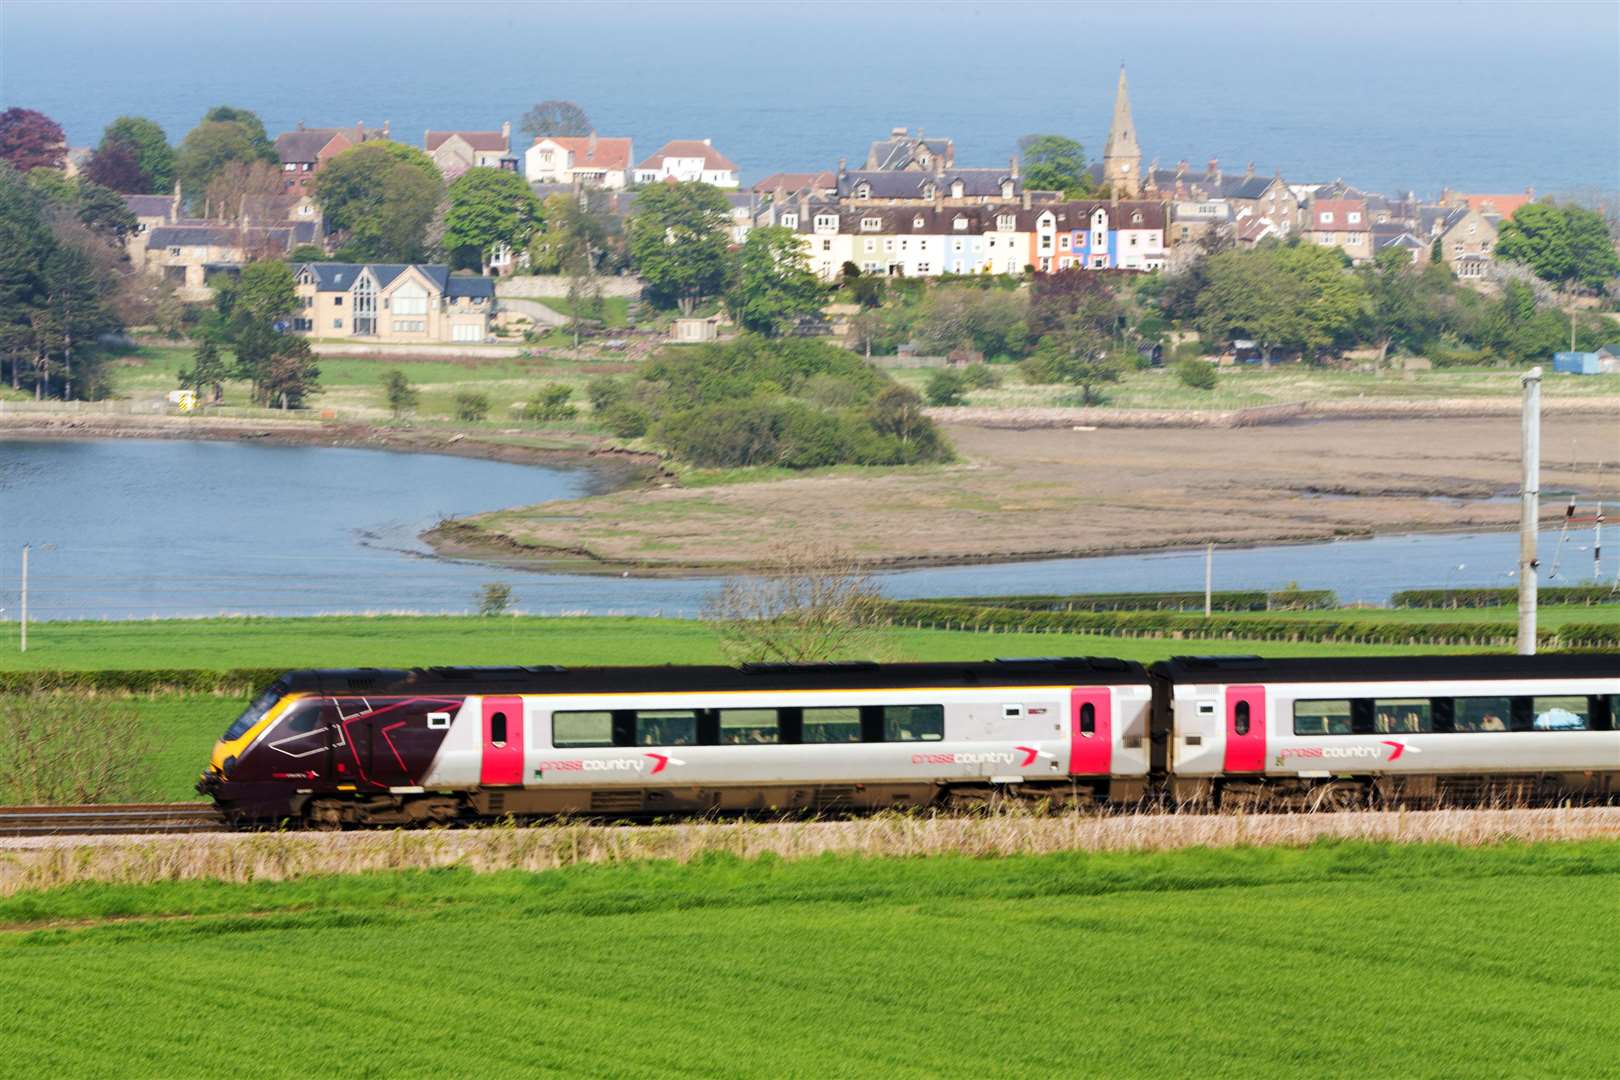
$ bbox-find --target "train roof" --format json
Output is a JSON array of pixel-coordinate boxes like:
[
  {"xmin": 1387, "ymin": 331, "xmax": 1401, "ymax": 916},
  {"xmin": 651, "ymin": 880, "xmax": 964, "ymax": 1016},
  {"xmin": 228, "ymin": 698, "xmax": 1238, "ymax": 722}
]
[
  {"xmin": 271, "ymin": 656, "xmax": 1152, "ymax": 697},
  {"xmin": 1152, "ymin": 653, "xmax": 1620, "ymax": 684}
]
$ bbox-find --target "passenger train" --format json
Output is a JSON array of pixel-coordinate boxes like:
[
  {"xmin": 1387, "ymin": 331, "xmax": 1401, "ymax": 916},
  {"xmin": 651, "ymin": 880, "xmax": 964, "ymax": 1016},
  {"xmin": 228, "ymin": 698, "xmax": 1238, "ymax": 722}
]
[{"xmin": 197, "ymin": 654, "xmax": 1620, "ymax": 826}]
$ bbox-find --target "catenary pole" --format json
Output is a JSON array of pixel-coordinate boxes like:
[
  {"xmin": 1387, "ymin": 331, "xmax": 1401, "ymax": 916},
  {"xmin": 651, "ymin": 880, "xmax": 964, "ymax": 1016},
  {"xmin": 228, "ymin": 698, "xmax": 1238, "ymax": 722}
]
[
  {"xmin": 1519, "ymin": 367, "xmax": 1541, "ymax": 655},
  {"xmin": 19, "ymin": 544, "xmax": 27, "ymax": 654}
]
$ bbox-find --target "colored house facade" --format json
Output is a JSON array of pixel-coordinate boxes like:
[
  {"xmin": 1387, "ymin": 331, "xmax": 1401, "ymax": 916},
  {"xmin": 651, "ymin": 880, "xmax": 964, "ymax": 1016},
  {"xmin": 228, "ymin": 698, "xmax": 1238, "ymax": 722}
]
[{"xmin": 1028, "ymin": 202, "xmax": 1167, "ymax": 272}]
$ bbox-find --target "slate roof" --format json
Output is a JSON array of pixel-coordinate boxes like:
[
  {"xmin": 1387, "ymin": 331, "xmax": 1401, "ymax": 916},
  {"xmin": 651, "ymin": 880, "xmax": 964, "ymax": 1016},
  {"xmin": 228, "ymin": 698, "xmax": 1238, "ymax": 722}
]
[
  {"xmin": 124, "ymin": 194, "xmax": 175, "ymax": 220},
  {"xmin": 838, "ymin": 168, "xmax": 1018, "ymax": 200},
  {"xmin": 148, "ymin": 222, "xmax": 314, "ymax": 248},
  {"xmin": 636, "ymin": 140, "xmax": 738, "ymax": 172},
  {"xmin": 866, "ymin": 136, "xmax": 952, "ymax": 170},
  {"xmin": 782, "ymin": 199, "xmax": 1165, "ymax": 235},
  {"xmin": 296, "ymin": 263, "xmax": 494, "ymax": 298},
  {"xmin": 1419, "ymin": 205, "xmax": 1468, "ymax": 236},
  {"xmin": 275, "ymin": 129, "xmax": 345, "ymax": 163}
]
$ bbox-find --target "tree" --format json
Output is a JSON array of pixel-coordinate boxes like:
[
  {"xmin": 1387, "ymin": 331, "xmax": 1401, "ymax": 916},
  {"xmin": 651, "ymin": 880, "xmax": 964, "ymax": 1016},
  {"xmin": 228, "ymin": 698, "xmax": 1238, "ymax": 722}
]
[
  {"xmin": 627, "ymin": 181, "xmax": 734, "ymax": 314},
  {"xmin": 382, "ymin": 369, "xmax": 419, "ymax": 418},
  {"xmin": 1018, "ymin": 134, "xmax": 1090, "ymax": 195},
  {"xmin": 200, "ymin": 106, "xmax": 273, "ymax": 155},
  {"xmin": 179, "ymin": 339, "xmax": 229, "ymax": 402},
  {"xmin": 925, "ymin": 368, "xmax": 967, "ymax": 405},
  {"xmin": 1497, "ymin": 202, "xmax": 1620, "ymax": 292},
  {"xmin": 84, "ymin": 139, "xmax": 146, "ymax": 194},
  {"xmin": 914, "ymin": 285, "xmax": 1030, "ymax": 358},
  {"xmin": 0, "ymin": 109, "xmax": 66, "ymax": 172},
  {"xmin": 702, "ymin": 541, "xmax": 889, "ymax": 664},
  {"xmin": 204, "ymin": 160, "xmax": 283, "ymax": 222},
  {"xmin": 1196, "ymin": 241, "xmax": 1365, "ymax": 361},
  {"xmin": 520, "ymin": 100, "xmax": 592, "ymax": 140},
  {"xmin": 235, "ymin": 260, "xmax": 297, "ymax": 323},
  {"xmin": 1038, "ymin": 311, "xmax": 1126, "ymax": 404},
  {"xmin": 97, "ymin": 116, "xmax": 174, "ymax": 191},
  {"xmin": 1359, "ymin": 246, "xmax": 1446, "ymax": 364},
  {"xmin": 477, "ymin": 583, "xmax": 513, "ymax": 616},
  {"xmin": 315, "ymin": 141, "xmax": 442, "ymax": 261},
  {"xmin": 175, "ymin": 115, "xmax": 277, "ymax": 207},
  {"xmin": 441, "ymin": 167, "xmax": 541, "ymax": 273},
  {"xmin": 72, "ymin": 180, "xmax": 137, "ymax": 241},
  {"xmin": 235, "ymin": 320, "xmax": 319, "ymax": 408},
  {"xmin": 727, "ymin": 225, "xmax": 824, "ymax": 336}
]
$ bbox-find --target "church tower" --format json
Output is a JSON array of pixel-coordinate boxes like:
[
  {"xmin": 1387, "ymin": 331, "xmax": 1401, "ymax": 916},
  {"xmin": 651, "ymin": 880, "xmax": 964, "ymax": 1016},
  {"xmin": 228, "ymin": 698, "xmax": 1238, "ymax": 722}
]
[{"xmin": 1102, "ymin": 65, "xmax": 1141, "ymax": 198}]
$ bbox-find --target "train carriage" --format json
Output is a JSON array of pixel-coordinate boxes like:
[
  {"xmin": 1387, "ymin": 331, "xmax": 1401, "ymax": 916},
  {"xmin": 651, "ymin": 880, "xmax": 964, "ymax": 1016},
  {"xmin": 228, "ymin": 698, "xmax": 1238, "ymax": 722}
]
[
  {"xmin": 200, "ymin": 658, "xmax": 1154, "ymax": 825},
  {"xmin": 1154, "ymin": 654, "xmax": 1620, "ymax": 807}
]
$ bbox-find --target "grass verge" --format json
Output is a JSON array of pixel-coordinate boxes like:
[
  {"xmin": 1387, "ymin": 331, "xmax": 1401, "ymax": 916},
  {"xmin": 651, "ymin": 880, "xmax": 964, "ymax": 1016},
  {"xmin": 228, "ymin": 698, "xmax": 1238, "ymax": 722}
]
[{"xmin": 0, "ymin": 841, "xmax": 1616, "ymax": 1078}]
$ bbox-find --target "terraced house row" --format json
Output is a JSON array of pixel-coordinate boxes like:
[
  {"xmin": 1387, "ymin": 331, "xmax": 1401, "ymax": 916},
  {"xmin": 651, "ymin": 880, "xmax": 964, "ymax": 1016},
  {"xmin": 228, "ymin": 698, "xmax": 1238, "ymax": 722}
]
[{"xmin": 757, "ymin": 199, "xmax": 1168, "ymax": 279}]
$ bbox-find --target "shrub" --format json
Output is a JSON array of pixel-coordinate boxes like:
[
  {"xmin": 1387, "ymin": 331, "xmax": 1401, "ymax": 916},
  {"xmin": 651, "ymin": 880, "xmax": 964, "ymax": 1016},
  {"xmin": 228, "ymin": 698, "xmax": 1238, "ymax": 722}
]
[
  {"xmin": 959, "ymin": 364, "xmax": 1002, "ymax": 390},
  {"xmin": 1174, "ymin": 359, "xmax": 1218, "ymax": 390},
  {"xmin": 453, "ymin": 391, "xmax": 491, "ymax": 422},
  {"xmin": 586, "ymin": 375, "xmax": 626, "ymax": 413},
  {"xmin": 477, "ymin": 583, "xmax": 513, "ymax": 616},
  {"xmin": 602, "ymin": 403, "xmax": 650, "ymax": 439},
  {"xmin": 0, "ymin": 694, "xmax": 157, "ymax": 804},
  {"xmin": 925, "ymin": 369, "xmax": 967, "ymax": 406},
  {"xmin": 524, "ymin": 384, "xmax": 577, "ymax": 422}
]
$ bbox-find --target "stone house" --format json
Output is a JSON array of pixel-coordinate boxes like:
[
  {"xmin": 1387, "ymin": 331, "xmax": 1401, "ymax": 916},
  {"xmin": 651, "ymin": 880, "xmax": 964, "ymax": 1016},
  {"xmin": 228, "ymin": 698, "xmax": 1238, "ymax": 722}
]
[
  {"xmin": 863, "ymin": 127, "xmax": 954, "ymax": 171},
  {"xmin": 523, "ymin": 134, "xmax": 634, "ymax": 189},
  {"xmin": 425, "ymin": 124, "xmax": 517, "ymax": 179},
  {"xmin": 273, "ymin": 122, "xmax": 389, "ymax": 193},
  {"xmin": 1421, "ymin": 205, "xmax": 1499, "ymax": 280},
  {"xmin": 291, "ymin": 263, "xmax": 495, "ymax": 343},
  {"xmin": 1305, "ymin": 197, "xmax": 1372, "ymax": 262},
  {"xmin": 633, "ymin": 139, "xmax": 739, "ymax": 187}
]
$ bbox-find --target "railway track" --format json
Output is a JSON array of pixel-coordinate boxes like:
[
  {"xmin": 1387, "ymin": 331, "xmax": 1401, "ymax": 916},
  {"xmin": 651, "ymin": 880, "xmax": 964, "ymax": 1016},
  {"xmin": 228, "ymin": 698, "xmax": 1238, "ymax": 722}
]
[{"xmin": 0, "ymin": 803, "xmax": 225, "ymax": 837}]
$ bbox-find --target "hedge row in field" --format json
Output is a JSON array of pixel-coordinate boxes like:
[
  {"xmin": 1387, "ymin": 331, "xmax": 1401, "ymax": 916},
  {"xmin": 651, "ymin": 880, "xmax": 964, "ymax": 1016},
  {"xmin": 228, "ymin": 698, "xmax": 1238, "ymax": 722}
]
[
  {"xmin": 0, "ymin": 668, "xmax": 283, "ymax": 694},
  {"xmin": 926, "ymin": 589, "xmax": 1338, "ymax": 613},
  {"xmin": 882, "ymin": 600, "xmax": 1620, "ymax": 649},
  {"xmin": 1391, "ymin": 585, "xmax": 1620, "ymax": 609}
]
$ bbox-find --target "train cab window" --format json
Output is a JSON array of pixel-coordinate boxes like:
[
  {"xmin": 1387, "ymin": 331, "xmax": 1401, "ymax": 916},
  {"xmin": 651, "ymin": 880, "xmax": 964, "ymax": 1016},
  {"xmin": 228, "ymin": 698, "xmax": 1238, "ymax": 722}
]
[
  {"xmin": 490, "ymin": 712, "xmax": 508, "ymax": 747},
  {"xmin": 803, "ymin": 707, "xmax": 862, "ymax": 744},
  {"xmin": 636, "ymin": 710, "xmax": 697, "ymax": 747},
  {"xmin": 1531, "ymin": 696, "xmax": 1590, "ymax": 731},
  {"xmin": 884, "ymin": 704, "xmax": 944, "ymax": 742},
  {"xmin": 719, "ymin": 709, "xmax": 779, "ymax": 745},
  {"xmin": 1454, "ymin": 697, "xmax": 1511, "ymax": 732},
  {"xmin": 1234, "ymin": 701, "xmax": 1251, "ymax": 736},
  {"xmin": 1294, "ymin": 699, "xmax": 1351, "ymax": 735},
  {"xmin": 1374, "ymin": 698, "xmax": 1432, "ymax": 734},
  {"xmin": 279, "ymin": 699, "xmax": 327, "ymax": 734},
  {"xmin": 553, "ymin": 711, "xmax": 614, "ymax": 748}
]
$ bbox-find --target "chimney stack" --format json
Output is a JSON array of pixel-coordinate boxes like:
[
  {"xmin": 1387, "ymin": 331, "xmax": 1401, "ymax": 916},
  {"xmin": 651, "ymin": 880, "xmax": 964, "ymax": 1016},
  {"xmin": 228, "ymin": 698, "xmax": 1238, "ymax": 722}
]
[
  {"xmin": 382, "ymin": 121, "xmax": 390, "ymax": 138},
  {"xmin": 501, "ymin": 120, "xmax": 511, "ymax": 144},
  {"xmin": 702, "ymin": 137, "xmax": 711, "ymax": 146},
  {"xmin": 1009, "ymin": 154, "xmax": 1019, "ymax": 180},
  {"xmin": 588, "ymin": 130, "xmax": 598, "ymax": 156},
  {"xmin": 297, "ymin": 120, "xmax": 305, "ymax": 131},
  {"xmin": 1021, "ymin": 190, "xmax": 1031, "ymax": 211},
  {"xmin": 1207, "ymin": 158, "xmax": 1220, "ymax": 182},
  {"xmin": 1245, "ymin": 161, "xmax": 1255, "ymax": 180}
]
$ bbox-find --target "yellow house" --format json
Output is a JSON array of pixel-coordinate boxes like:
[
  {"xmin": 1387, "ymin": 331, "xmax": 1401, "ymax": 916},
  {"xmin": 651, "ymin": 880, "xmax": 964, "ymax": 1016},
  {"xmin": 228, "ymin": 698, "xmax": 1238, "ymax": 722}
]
[{"xmin": 291, "ymin": 263, "xmax": 495, "ymax": 343}]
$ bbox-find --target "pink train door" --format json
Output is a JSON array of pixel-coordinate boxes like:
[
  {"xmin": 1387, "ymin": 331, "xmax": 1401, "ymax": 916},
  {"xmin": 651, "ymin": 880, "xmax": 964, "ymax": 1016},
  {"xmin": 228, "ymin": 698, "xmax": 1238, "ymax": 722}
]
[
  {"xmin": 481, "ymin": 696, "xmax": 524, "ymax": 786},
  {"xmin": 1069, "ymin": 687, "xmax": 1112, "ymax": 776},
  {"xmin": 1223, "ymin": 685, "xmax": 1266, "ymax": 772}
]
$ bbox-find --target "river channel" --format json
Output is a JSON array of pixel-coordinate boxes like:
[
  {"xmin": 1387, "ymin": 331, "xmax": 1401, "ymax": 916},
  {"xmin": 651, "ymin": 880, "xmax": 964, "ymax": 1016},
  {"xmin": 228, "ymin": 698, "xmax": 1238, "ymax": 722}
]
[{"xmin": 0, "ymin": 439, "xmax": 1604, "ymax": 622}]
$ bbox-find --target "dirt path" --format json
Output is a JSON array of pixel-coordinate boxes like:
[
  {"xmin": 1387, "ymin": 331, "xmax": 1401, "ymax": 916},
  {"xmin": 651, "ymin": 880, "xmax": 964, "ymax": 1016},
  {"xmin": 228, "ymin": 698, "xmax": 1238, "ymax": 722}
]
[{"xmin": 430, "ymin": 415, "xmax": 1620, "ymax": 573}]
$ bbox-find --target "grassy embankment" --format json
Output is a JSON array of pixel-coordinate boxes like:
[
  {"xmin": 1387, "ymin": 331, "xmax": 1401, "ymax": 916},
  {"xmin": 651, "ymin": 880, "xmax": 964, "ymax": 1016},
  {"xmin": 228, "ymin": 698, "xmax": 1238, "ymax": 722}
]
[
  {"xmin": 1, "ymin": 843, "xmax": 1617, "ymax": 1077},
  {"xmin": 0, "ymin": 613, "xmax": 1494, "ymax": 802},
  {"xmin": 889, "ymin": 363, "xmax": 1620, "ymax": 410}
]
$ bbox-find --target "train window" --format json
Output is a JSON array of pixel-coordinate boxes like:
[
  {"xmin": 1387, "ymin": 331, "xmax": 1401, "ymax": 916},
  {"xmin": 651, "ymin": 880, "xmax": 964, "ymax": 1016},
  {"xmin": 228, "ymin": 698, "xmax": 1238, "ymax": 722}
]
[
  {"xmin": 490, "ymin": 712, "xmax": 508, "ymax": 746},
  {"xmin": 636, "ymin": 710, "xmax": 697, "ymax": 747},
  {"xmin": 885, "ymin": 705, "xmax": 944, "ymax": 742},
  {"xmin": 1531, "ymin": 696, "xmax": 1590, "ymax": 731},
  {"xmin": 1374, "ymin": 698, "xmax": 1432, "ymax": 734},
  {"xmin": 280, "ymin": 700, "xmax": 326, "ymax": 734},
  {"xmin": 719, "ymin": 709, "xmax": 779, "ymax": 745},
  {"xmin": 803, "ymin": 707, "xmax": 862, "ymax": 744},
  {"xmin": 1234, "ymin": 701, "xmax": 1251, "ymax": 736},
  {"xmin": 1453, "ymin": 697, "xmax": 1511, "ymax": 733},
  {"xmin": 1294, "ymin": 699, "xmax": 1351, "ymax": 735},
  {"xmin": 553, "ymin": 711, "xmax": 614, "ymax": 748},
  {"xmin": 1080, "ymin": 703, "xmax": 1095, "ymax": 737}
]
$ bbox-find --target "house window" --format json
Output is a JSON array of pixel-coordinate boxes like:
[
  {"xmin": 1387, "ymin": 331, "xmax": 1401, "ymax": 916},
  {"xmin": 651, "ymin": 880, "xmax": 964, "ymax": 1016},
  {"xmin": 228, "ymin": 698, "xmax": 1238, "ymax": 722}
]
[
  {"xmin": 997, "ymin": 214, "xmax": 1015, "ymax": 231},
  {"xmin": 864, "ymin": 239, "xmax": 875, "ymax": 253},
  {"xmin": 1318, "ymin": 211, "xmax": 1333, "ymax": 224},
  {"xmin": 815, "ymin": 214, "xmax": 837, "ymax": 232},
  {"xmin": 950, "ymin": 180, "xmax": 964, "ymax": 198},
  {"xmin": 855, "ymin": 183, "xmax": 870, "ymax": 198},
  {"xmin": 821, "ymin": 239, "xmax": 832, "ymax": 251},
  {"xmin": 884, "ymin": 239, "xmax": 894, "ymax": 252},
  {"xmin": 283, "ymin": 163, "xmax": 296, "ymax": 172},
  {"xmin": 168, "ymin": 246, "xmax": 181, "ymax": 256},
  {"xmin": 453, "ymin": 324, "xmax": 481, "ymax": 342},
  {"xmin": 953, "ymin": 217, "xmax": 968, "ymax": 231},
  {"xmin": 1040, "ymin": 235, "xmax": 1051, "ymax": 250},
  {"xmin": 393, "ymin": 319, "xmax": 425, "ymax": 333},
  {"xmin": 1348, "ymin": 212, "xmax": 1362, "ymax": 224},
  {"xmin": 333, "ymin": 318, "xmax": 343, "ymax": 329},
  {"xmin": 781, "ymin": 213, "xmax": 798, "ymax": 228},
  {"xmin": 1131, "ymin": 211, "xmax": 1143, "ymax": 224},
  {"xmin": 333, "ymin": 296, "xmax": 343, "ymax": 306},
  {"xmin": 392, "ymin": 282, "xmax": 428, "ymax": 316},
  {"xmin": 912, "ymin": 216, "xmax": 925, "ymax": 229},
  {"xmin": 916, "ymin": 262, "xmax": 930, "ymax": 274},
  {"xmin": 861, "ymin": 217, "xmax": 882, "ymax": 232}
]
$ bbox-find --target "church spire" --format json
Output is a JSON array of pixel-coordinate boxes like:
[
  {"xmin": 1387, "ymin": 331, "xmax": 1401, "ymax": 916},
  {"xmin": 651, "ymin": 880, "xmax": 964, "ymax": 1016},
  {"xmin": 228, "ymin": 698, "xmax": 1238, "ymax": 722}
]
[{"xmin": 1102, "ymin": 64, "xmax": 1142, "ymax": 198}]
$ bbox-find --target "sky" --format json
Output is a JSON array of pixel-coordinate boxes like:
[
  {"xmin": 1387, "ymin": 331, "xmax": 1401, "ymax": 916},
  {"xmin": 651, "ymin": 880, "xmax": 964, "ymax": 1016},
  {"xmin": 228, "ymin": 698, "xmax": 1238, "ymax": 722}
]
[{"xmin": 2, "ymin": 0, "xmax": 1616, "ymax": 197}]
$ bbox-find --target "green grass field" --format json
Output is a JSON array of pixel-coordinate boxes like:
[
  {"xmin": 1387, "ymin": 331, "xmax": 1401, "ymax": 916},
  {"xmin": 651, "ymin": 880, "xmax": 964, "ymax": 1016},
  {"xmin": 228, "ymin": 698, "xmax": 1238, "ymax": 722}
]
[{"xmin": 1, "ymin": 842, "xmax": 1615, "ymax": 1078}]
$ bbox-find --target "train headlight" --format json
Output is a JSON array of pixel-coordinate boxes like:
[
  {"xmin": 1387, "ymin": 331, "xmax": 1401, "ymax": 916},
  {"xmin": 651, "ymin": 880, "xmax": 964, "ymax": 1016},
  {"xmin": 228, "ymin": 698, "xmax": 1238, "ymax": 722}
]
[{"xmin": 222, "ymin": 755, "xmax": 238, "ymax": 777}]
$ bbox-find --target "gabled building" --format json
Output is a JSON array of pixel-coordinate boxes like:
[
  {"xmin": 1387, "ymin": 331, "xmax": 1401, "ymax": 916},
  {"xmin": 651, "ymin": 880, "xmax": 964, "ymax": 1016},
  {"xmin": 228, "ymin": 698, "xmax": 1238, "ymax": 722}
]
[
  {"xmin": 864, "ymin": 128, "xmax": 954, "ymax": 171},
  {"xmin": 1420, "ymin": 204, "xmax": 1499, "ymax": 279},
  {"xmin": 425, "ymin": 124, "xmax": 517, "ymax": 180},
  {"xmin": 836, "ymin": 162, "xmax": 1029, "ymax": 206},
  {"xmin": 274, "ymin": 122, "xmax": 389, "ymax": 193},
  {"xmin": 291, "ymin": 263, "xmax": 496, "ymax": 343},
  {"xmin": 634, "ymin": 139, "xmax": 739, "ymax": 187},
  {"xmin": 752, "ymin": 171, "xmax": 837, "ymax": 200},
  {"xmin": 1372, "ymin": 223, "xmax": 1430, "ymax": 264},
  {"xmin": 1305, "ymin": 197, "xmax": 1372, "ymax": 262},
  {"xmin": 1443, "ymin": 188, "xmax": 1534, "ymax": 219},
  {"xmin": 1026, "ymin": 201, "xmax": 1167, "ymax": 272},
  {"xmin": 524, "ymin": 134, "xmax": 633, "ymax": 189}
]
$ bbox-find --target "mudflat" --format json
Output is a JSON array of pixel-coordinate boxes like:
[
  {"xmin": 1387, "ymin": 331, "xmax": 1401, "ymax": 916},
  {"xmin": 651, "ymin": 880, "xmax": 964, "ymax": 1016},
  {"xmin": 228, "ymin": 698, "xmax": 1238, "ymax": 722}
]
[{"xmin": 429, "ymin": 415, "xmax": 1619, "ymax": 573}]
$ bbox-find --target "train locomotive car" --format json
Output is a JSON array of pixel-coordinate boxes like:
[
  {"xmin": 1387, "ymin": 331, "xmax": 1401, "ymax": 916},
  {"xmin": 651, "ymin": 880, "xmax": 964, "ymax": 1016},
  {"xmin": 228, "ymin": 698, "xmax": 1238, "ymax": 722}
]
[
  {"xmin": 199, "ymin": 658, "xmax": 1154, "ymax": 826},
  {"xmin": 1154, "ymin": 654, "xmax": 1620, "ymax": 808}
]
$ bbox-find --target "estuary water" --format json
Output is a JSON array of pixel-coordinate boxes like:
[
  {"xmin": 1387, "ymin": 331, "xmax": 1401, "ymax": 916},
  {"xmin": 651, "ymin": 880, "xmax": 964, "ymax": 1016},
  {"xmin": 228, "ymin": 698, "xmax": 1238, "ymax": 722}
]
[{"xmin": 0, "ymin": 439, "xmax": 1603, "ymax": 623}]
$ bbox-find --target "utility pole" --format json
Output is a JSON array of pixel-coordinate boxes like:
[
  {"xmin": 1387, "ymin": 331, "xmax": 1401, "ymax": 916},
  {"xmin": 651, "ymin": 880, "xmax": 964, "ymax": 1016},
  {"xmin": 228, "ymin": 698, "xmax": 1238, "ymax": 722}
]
[
  {"xmin": 19, "ymin": 544, "xmax": 27, "ymax": 654},
  {"xmin": 1204, "ymin": 542, "xmax": 1213, "ymax": 618},
  {"xmin": 1518, "ymin": 367, "xmax": 1541, "ymax": 655}
]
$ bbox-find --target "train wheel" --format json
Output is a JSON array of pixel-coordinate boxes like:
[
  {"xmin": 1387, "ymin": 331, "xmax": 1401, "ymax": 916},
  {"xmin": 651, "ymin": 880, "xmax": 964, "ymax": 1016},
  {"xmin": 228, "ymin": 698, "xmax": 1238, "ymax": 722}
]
[
  {"xmin": 1308, "ymin": 783, "xmax": 1366, "ymax": 813},
  {"xmin": 306, "ymin": 799, "xmax": 344, "ymax": 831}
]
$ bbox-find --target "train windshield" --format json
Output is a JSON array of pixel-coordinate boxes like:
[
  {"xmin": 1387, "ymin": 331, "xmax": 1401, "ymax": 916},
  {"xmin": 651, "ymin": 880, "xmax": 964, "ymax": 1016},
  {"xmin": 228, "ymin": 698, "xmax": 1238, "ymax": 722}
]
[{"xmin": 222, "ymin": 683, "xmax": 286, "ymax": 741}]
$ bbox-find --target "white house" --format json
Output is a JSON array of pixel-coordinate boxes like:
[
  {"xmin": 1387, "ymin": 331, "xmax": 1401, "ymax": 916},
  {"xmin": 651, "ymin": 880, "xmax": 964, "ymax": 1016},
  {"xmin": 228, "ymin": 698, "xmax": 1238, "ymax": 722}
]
[
  {"xmin": 633, "ymin": 139, "xmax": 740, "ymax": 188},
  {"xmin": 524, "ymin": 134, "xmax": 633, "ymax": 189}
]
